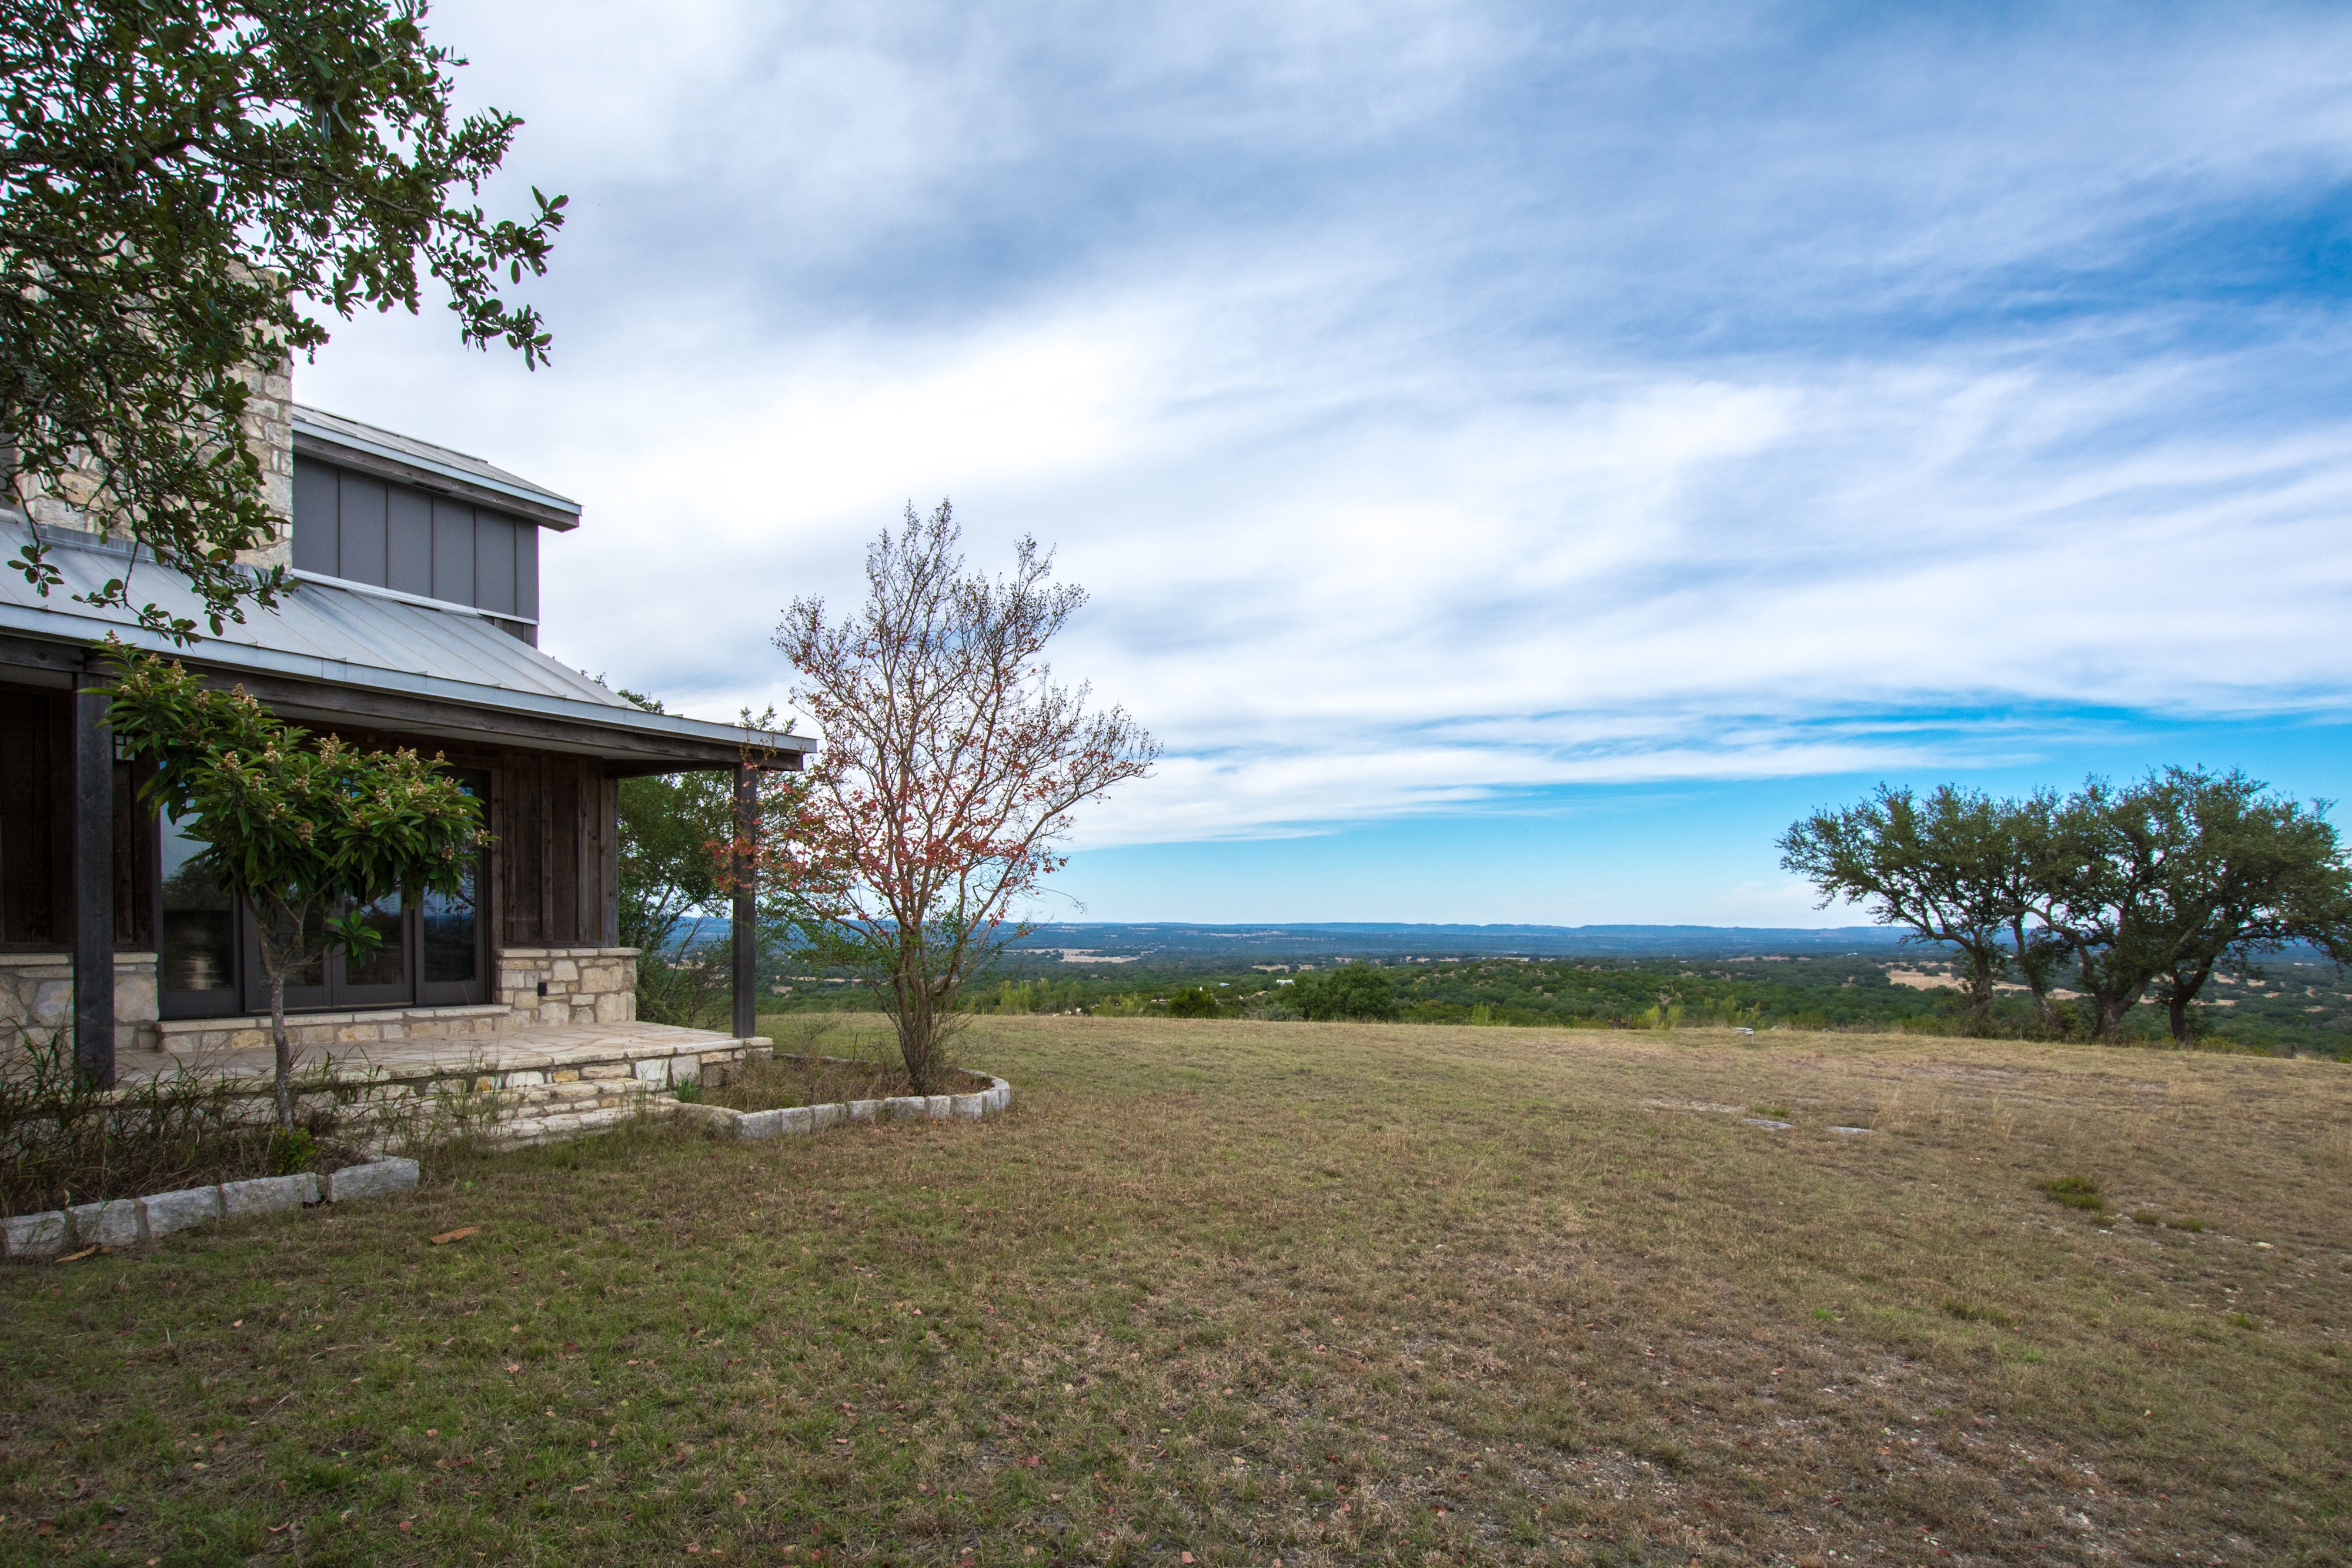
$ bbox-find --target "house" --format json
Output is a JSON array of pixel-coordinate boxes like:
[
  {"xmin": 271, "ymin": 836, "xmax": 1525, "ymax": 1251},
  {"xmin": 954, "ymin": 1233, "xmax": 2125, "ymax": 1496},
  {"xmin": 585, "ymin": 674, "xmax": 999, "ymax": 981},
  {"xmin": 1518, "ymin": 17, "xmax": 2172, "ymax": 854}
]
[{"xmin": 0, "ymin": 383, "xmax": 811, "ymax": 1086}]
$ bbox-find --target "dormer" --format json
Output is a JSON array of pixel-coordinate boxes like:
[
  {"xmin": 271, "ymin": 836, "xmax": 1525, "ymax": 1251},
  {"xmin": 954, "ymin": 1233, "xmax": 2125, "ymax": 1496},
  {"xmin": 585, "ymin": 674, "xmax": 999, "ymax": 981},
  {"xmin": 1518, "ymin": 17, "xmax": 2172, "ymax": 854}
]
[{"xmin": 288, "ymin": 406, "xmax": 579, "ymax": 646}]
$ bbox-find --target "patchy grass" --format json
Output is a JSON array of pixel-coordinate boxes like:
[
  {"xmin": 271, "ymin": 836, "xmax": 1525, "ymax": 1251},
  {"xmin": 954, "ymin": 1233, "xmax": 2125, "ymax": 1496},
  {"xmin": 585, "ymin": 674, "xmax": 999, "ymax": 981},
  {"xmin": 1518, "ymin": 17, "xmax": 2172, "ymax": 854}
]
[{"xmin": 2, "ymin": 1018, "xmax": 2348, "ymax": 1566}]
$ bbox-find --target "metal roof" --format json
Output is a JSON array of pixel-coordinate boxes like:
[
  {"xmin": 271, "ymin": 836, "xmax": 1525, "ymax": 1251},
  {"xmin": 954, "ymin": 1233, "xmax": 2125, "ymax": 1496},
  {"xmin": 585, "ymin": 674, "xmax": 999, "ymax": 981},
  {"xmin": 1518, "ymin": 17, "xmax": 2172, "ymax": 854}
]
[
  {"xmin": 293, "ymin": 404, "xmax": 582, "ymax": 526},
  {"xmin": 0, "ymin": 514, "xmax": 811, "ymax": 765}
]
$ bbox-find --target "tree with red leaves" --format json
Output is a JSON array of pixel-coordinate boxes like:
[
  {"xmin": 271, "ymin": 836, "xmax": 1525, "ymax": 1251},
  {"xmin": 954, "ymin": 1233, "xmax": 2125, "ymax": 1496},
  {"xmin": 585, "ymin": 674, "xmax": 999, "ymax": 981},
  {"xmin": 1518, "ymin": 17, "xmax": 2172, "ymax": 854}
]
[{"xmin": 770, "ymin": 502, "xmax": 1157, "ymax": 1092}]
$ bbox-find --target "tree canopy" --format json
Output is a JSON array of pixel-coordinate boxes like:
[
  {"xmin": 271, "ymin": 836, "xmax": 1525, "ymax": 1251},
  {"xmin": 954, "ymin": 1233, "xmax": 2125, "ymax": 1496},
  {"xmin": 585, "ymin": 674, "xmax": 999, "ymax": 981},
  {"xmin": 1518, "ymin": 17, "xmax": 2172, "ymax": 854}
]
[
  {"xmin": 1290, "ymin": 965, "xmax": 1399, "ymax": 1023},
  {"xmin": 1783, "ymin": 768, "xmax": 2352, "ymax": 1043},
  {"xmin": 3, "ymin": 0, "xmax": 563, "ymax": 640}
]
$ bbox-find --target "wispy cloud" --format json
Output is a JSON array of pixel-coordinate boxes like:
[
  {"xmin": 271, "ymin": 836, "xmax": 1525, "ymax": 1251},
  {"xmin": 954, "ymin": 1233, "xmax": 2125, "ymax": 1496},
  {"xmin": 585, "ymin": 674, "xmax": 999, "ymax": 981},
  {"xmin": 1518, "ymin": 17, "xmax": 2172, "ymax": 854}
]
[{"xmin": 302, "ymin": 1, "xmax": 2352, "ymax": 865}]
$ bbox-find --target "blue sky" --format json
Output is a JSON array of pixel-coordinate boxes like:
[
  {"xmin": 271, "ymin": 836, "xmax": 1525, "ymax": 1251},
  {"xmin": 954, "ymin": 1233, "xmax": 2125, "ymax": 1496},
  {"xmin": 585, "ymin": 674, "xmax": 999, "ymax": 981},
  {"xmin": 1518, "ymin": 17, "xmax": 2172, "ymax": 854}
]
[{"xmin": 300, "ymin": 2, "xmax": 2352, "ymax": 925}]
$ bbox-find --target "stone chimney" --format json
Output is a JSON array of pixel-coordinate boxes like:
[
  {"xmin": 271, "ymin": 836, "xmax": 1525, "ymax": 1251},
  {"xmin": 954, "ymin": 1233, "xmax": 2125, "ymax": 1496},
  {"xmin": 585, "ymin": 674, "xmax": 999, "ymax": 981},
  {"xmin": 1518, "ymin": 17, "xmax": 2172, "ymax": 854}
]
[{"xmin": 9, "ymin": 350, "xmax": 295, "ymax": 564}]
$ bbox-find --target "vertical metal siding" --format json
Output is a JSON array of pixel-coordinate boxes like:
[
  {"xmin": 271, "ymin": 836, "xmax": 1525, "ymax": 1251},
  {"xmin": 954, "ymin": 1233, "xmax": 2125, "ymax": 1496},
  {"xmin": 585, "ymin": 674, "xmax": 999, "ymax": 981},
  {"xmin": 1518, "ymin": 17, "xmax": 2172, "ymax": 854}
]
[
  {"xmin": 516, "ymin": 525, "xmax": 539, "ymax": 624},
  {"xmin": 431, "ymin": 497, "xmax": 475, "ymax": 605},
  {"xmin": 337, "ymin": 472, "xmax": 388, "ymax": 587},
  {"xmin": 386, "ymin": 487, "xmax": 433, "ymax": 597},
  {"xmin": 475, "ymin": 511, "xmax": 516, "ymax": 618},
  {"xmin": 290, "ymin": 460, "xmax": 339, "ymax": 575}
]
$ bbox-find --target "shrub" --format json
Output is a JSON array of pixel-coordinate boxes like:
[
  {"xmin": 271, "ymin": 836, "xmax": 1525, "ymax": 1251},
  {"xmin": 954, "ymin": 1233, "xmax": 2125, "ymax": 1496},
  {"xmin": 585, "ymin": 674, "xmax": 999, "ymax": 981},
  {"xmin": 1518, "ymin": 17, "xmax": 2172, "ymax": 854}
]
[
  {"xmin": 1166, "ymin": 987, "xmax": 1221, "ymax": 1019},
  {"xmin": 1291, "ymin": 966, "xmax": 1399, "ymax": 1022}
]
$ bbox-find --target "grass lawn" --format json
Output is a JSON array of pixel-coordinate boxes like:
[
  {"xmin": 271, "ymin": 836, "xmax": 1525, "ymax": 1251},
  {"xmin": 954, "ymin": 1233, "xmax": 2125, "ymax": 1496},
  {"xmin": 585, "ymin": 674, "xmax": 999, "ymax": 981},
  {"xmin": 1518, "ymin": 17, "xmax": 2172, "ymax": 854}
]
[{"xmin": 2, "ymin": 1017, "xmax": 2347, "ymax": 1567}]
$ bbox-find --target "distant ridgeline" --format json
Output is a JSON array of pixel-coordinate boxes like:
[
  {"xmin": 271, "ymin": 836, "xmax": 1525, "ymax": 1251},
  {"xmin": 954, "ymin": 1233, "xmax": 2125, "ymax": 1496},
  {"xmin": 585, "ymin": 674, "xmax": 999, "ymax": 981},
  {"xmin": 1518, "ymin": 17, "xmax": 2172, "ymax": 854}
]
[{"xmin": 1000, "ymin": 922, "xmax": 1915, "ymax": 963}]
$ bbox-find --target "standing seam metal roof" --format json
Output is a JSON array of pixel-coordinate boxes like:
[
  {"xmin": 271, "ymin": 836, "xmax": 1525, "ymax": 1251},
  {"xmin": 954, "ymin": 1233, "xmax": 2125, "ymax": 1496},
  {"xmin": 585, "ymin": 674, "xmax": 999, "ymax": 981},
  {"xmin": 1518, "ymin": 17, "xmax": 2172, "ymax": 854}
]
[
  {"xmin": 292, "ymin": 404, "xmax": 580, "ymax": 514},
  {"xmin": 0, "ymin": 514, "xmax": 811, "ymax": 760}
]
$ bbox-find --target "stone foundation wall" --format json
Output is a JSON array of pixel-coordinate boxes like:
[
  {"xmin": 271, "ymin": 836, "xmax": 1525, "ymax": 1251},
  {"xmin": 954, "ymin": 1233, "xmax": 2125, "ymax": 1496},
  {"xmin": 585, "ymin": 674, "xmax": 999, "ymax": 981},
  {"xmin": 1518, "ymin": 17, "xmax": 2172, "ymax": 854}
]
[
  {"xmin": 0, "ymin": 952, "xmax": 161, "ymax": 1061},
  {"xmin": 496, "ymin": 947, "xmax": 639, "ymax": 1026},
  {"xmin": 156, "ymin": 1004, "xmax": 508, "ymax": 1057}
]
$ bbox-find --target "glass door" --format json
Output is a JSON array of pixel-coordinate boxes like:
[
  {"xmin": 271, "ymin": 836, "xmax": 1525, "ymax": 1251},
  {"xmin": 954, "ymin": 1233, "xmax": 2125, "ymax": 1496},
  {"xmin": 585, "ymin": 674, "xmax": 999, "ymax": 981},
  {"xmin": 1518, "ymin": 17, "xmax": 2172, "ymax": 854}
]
[{"xmin": 158, "ymin": 814, "xmax": 239, "ymax": 1019}]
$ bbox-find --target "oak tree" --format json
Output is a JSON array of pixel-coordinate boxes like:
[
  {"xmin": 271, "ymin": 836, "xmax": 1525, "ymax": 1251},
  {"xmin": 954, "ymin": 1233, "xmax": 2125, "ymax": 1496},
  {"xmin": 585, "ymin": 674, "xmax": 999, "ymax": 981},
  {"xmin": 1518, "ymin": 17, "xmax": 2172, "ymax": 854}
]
[{"xmin": 1778, "ymin": 784, "xmax": 2042, "ymax": 1027}]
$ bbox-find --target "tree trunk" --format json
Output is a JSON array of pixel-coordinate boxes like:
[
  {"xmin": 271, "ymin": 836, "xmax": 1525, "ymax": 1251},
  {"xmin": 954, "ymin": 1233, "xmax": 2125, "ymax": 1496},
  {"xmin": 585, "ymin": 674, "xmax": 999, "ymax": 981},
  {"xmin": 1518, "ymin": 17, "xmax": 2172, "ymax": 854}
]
[
  {"xmin": 2012, "ymin": 919, "xmax": 2054, "ymax": 1031},
  {"xmin": 269, "ymin": 971, "xmax": 293, "ymax": 1131},
  {"xmin": 1965, "ymin": 948, "xmax": 1997, "ymax": 1029},
  {"xmin": 2166, "ymin": 961, "xmax": 2213, "ymax": 1044}
]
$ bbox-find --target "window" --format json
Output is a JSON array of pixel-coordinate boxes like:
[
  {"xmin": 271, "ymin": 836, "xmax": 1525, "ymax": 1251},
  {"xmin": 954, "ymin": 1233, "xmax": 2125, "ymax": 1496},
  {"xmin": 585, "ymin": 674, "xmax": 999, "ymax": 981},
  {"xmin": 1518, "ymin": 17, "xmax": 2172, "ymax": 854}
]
[{"xmin": 155, "ymin": 772, "xmax": 489, "ymax": 1018}]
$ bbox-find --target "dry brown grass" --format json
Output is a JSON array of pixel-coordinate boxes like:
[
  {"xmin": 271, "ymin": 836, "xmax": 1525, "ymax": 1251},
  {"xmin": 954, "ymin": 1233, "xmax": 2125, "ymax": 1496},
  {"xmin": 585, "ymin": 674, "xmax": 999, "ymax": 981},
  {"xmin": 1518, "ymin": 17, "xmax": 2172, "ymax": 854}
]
[{"xmin": 1, "ymin": 1017, "xmax": 2346, "ymax": 1566}]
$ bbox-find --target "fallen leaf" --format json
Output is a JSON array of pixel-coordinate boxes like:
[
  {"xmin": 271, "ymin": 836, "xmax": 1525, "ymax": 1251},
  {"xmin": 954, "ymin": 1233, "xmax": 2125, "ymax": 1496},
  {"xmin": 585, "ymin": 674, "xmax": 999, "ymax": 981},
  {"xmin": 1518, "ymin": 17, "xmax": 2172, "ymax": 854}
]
[
  {"xmin": 733, "ymin": 1493, "xmax": 749, "ymax": 1507},
  {"xmin": 1019, "ymin": 1456, "xmax": 1042, "ymax": 1467},
  {"xmin": 505, "ymin": 1363, "xmax": 522, "ymax": 1374},
  {"xmin": 428, "ymin": 1227, "xmax": 479, "ymax": 1245},
  {"xmin": 55, "ymin": 1246, "xmax": 99, "ymax": 1263},
  {"xmin": 1180, "ymin": 1555, "xmax": 1194, "ymax": 1564}
]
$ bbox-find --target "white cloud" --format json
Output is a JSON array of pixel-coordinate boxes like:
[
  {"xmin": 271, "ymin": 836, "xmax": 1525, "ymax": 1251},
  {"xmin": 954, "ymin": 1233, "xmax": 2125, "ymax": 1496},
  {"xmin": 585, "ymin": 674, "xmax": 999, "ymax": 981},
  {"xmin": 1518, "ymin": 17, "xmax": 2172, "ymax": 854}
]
[{"xmin": 295, "ymin": 1, "xmax": 2352, "ymax": 867}]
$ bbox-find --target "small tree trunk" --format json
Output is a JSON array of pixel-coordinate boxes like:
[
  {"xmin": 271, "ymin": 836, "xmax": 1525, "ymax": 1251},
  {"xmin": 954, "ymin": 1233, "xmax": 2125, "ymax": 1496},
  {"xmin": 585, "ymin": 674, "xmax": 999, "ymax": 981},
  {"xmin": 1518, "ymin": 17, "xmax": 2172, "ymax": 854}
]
[
  {"xmin": 269, "ymin": 971, "xmax": 294, "ymax": 1131},
  {"xmin": 2167, "ymin": 989, "xmax": 2191, "ymax": 1044},
  {"xmin": 898, "ymin": 984, "xmax": 934, "ymax": 1095}
]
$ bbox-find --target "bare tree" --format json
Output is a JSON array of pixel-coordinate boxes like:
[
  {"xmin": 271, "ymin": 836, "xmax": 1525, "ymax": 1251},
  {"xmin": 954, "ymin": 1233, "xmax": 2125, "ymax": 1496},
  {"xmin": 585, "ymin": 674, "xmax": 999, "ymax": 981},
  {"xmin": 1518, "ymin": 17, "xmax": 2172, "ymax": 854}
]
[{"xmin": 770, "ymin": 503, "xmax": 1157, "ymax": 1092}]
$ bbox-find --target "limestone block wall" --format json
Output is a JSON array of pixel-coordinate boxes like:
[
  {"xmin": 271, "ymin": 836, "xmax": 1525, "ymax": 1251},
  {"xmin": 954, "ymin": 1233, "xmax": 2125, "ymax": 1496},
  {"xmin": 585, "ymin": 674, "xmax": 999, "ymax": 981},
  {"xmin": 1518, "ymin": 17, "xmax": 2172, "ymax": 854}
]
[
  {"xmin": 12, "ymin": 352, "xmax": 294, "ymax": 563},
  {"xmin": 156, "ymin": 1004, "xmax": 507, "ymax": 1058},
  {"xmin": 0, "ymin": 952, "xmax": 161, "ymax": 1061},
  {"xmin": 496, "ymin": 947, "xmax": 639, "ymax": 1026}
]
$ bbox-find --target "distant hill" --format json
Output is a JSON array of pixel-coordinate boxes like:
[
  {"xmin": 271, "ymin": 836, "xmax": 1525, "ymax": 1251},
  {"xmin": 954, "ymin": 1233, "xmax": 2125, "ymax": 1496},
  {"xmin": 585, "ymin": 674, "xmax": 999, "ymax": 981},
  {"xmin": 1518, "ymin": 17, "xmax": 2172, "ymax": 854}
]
[{"xmin": 998, "ymin": 922, "xmax": 1911, "ymax": 963}]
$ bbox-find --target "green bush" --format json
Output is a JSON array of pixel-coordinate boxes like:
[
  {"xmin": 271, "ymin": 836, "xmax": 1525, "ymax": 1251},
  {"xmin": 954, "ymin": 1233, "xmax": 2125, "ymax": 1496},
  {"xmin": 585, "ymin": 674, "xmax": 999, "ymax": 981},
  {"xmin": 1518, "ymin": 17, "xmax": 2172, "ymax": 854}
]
[
  {"xmin": 1166, "ymin": 987, "xmax": 1221, "ymax": 1018},
  {"xmin": 1291, "ymin": 965, "xmax": 1399, "ymax": 1022}
]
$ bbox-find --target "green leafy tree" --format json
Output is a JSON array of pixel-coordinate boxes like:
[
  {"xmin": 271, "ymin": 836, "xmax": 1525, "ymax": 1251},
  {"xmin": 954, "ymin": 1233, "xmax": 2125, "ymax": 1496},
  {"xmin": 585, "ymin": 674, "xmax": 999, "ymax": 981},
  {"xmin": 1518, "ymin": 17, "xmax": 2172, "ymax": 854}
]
[
  {"xmin": 3, "ymin": 0, "xmax": 564, "ymax": 640},
  {"xmin": 2042, "ymin": 768, "xmax": 2352, "ymax": 1042},
  {"xmin": 1165, "ymin": 985, "xmax": 1220, "ymax": 1019},
  {"xmin": 1779, "ymin": 784, "xmax": 2045, "ymax": 1028},
  {"xmin": 103, "ymin": 641, "xmax": 485, "ymax": 1124},
  {"xmin": 1290, "ymin": 965, "xmax": 1398, "ymax": 1022}
]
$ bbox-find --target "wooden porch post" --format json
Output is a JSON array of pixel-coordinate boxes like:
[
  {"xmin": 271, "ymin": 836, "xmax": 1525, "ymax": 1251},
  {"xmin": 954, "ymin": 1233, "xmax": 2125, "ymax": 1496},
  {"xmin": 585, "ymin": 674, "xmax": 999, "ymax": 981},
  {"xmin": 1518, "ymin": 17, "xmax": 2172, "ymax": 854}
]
[
  {"xmin": 731, "ymin": 763, "xmax": 757, "ymax": 1041},
  {"xmin": 71, "ymin": 666, "xmax": 116, "ymax": 1088}
]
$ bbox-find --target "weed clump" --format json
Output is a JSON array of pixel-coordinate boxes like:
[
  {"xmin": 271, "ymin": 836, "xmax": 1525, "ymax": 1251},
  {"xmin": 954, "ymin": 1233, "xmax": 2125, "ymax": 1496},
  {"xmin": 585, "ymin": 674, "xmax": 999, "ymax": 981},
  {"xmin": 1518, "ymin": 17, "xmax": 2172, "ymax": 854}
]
[{"xmin": 2039, "ymin": 1175, "xmax": 2105, "ymax": 1212}]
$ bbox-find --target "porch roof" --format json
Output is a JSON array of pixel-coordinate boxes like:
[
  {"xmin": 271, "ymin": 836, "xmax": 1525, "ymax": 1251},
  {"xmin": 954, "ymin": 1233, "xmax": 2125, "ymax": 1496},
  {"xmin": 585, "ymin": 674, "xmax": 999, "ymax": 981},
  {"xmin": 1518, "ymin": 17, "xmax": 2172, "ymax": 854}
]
[{"xmin": 0, "ymin": 513, "xmax": 811, "ymax": 772}]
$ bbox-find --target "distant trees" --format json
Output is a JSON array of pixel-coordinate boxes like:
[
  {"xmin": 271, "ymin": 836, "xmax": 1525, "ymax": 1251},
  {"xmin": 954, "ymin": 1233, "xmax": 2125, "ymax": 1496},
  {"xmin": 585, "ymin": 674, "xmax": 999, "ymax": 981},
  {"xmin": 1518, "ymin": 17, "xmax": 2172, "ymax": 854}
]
[
  {"xmin": 1780, "ymin": 768, "xmax": 2352, "ymax": 1043},
  {"xmin": 1291, "ymin": 965, "xmax": 1399, "ymax": 1022}
]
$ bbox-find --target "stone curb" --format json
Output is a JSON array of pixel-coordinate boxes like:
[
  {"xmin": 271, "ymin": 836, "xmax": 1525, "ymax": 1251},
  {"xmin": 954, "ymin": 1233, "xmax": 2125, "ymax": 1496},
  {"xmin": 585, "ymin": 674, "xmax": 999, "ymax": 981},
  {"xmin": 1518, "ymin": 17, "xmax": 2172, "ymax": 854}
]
[
  {"xmin": 0, "ymin": 1156, "xmax": 422, "ymax": 1262},
  {"xmin": 670, "ymin": 1074, "xmax": 1013, "ymax": 1142}
]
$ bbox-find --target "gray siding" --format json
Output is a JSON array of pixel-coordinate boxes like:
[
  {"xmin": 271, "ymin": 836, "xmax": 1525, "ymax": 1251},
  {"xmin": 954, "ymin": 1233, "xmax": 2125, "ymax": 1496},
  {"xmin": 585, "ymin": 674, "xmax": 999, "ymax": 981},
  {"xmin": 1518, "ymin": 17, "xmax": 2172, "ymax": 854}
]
[{"xmin": 293, "ymin": 456, "xmax": 540, "ymax": 642}]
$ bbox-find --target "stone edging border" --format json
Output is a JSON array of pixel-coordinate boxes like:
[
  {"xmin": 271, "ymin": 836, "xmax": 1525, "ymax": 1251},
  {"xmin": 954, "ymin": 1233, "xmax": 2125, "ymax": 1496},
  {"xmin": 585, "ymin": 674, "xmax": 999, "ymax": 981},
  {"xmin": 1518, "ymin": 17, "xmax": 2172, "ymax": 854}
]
[
  {"xmin": 669, "ymin": 1072, "xmax": 1013, "ymax": 1141},
  {"xmin": 1, "ymin": 1158, "xmax": 420, "ymax": 1262}
]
